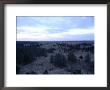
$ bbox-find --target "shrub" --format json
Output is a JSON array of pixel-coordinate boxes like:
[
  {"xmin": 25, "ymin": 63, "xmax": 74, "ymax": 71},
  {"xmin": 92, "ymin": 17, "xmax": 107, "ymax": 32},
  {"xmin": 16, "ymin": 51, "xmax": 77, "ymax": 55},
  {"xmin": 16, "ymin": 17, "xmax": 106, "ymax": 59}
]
[{"xmin": 50, "ymin": 53, "xmax": 67, "ymax": 68}]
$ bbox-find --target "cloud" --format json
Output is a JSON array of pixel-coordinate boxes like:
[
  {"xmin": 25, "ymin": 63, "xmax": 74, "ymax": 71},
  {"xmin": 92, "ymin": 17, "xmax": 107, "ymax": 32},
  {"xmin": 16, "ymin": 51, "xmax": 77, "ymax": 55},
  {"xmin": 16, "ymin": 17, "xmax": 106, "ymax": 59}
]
[
  {"xmin": 62, "ymin": 28, "xmax": 94, "ymax": 35},
  {"xmin": 17, "ymin": 26, "xmax": 94, "ymax": 41},
  {"xmin": 17, "ymin": 26, "xmax": 49, "ymax": 34}
]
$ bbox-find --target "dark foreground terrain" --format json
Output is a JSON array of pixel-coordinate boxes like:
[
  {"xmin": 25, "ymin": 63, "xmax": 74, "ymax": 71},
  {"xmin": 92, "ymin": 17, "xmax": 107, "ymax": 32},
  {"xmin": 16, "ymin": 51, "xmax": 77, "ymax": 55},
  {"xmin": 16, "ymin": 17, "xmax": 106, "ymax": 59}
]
[{"xmin": 16, "ymin": 41, "xmax": 94, "ymax": 74}]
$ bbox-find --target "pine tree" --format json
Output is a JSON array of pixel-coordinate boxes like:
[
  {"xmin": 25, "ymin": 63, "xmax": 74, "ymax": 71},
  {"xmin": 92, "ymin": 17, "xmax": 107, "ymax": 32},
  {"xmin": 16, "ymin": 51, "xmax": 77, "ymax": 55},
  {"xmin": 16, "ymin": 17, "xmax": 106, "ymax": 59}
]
[
  {"xmin": 85, "ymin": 53, "xmax": 91, "ymax": 63},
  {"xmin": 68, "ymin": 51, "xmax": 77, "ymax": 63},
  {"xmin": 50, "ymin": 53, "xmax": 67, "ymax": 68}
]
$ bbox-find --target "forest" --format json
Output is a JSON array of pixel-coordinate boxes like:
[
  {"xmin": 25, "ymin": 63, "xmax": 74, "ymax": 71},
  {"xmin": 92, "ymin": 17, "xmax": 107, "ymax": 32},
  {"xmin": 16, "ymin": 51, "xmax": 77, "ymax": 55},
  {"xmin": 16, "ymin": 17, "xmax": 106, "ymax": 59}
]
[{"xmin": 16, "ymin": 41, "xmax": 94, "ymax": 74}]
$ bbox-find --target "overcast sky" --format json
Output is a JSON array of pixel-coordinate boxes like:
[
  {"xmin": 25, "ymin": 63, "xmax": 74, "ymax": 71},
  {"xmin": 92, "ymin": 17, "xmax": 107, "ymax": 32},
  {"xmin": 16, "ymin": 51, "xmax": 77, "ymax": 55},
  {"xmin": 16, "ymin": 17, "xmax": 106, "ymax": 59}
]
[{"xmin": 16, "ymin": 16, "xmax": 94, "ymax": 41}]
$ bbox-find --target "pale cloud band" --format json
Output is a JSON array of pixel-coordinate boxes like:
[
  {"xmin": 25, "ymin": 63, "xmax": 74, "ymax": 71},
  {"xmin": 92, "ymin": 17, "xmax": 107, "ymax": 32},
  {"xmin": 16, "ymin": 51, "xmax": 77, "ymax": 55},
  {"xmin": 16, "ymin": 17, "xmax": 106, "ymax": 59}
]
[{"xmin": 17, "ymin": 26, "xmax": 94, "ymax": 41}]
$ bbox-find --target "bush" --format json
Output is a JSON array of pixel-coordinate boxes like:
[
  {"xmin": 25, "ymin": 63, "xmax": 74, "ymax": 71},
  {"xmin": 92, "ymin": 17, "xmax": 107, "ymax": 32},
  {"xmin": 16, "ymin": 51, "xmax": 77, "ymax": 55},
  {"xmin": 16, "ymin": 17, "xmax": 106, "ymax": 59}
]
[
  {"xmin": 50, "ymin": 53, "xmax": 67, "ymax": 68},
  {"xmin": 68, "ymin": 51, "xmax": 77, "ymax": 63}
]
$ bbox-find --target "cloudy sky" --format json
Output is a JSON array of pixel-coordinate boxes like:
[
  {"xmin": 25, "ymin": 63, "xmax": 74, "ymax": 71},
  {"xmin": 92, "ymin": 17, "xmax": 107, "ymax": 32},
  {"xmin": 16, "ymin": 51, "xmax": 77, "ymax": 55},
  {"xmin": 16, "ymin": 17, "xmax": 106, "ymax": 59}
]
[{"xmin": 16, "ymin": 16, "xmax": 94, "ymax": 41}]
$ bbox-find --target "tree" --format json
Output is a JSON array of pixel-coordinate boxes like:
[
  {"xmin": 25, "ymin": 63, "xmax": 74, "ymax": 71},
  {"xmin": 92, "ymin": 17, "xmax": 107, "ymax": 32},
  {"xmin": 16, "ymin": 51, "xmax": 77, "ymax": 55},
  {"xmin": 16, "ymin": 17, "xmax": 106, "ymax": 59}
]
[
  {"xmin": 16, "ymin": 65, "xmax": 20, "ymax": 74},
  {"xmin": 26, "ymin": 71, "xmax": 36, "ymax": 74},
  {"xmin": 48, "ymin": 48, "xmax": 55, "ymax": 53},
  {"xmin": 22, "ymin": 53, "xmax": 33, "ymax": 65},
  {"xmin": 43, "ymin": 70, "xmax": 48, "ymax": 74},
  {"xmin": 89, "ymin": 61, "xmax": 94, "ymax": 73},
  {"xmin": 50, "ymin": 55, "xmax": 54, "ymax": 63},
  {"xmin": 50, "ymin": 53, "xmax": 67, "ymax": 68},
  {"xmin": 79, "ymin": 55, "xmax": 83, "ymax": 60},
  {"xmin": 85, "ymin": 53, "xmax": 91, "ymax": 63},
  {"xmin": 72, "ymin": 69, "xmax": 81, "ymax": 74},
  {"xmin": 68, "ymin": 51, "xmax": 77, "ymax": 63}
]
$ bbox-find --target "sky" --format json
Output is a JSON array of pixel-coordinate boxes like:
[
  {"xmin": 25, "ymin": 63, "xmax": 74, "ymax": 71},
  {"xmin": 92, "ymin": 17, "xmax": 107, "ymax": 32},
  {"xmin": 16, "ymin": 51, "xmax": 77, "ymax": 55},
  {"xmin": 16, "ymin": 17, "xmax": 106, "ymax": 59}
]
[{"xmin": 16, "ymin": 16, "xmax": 94, "ymax": 41}]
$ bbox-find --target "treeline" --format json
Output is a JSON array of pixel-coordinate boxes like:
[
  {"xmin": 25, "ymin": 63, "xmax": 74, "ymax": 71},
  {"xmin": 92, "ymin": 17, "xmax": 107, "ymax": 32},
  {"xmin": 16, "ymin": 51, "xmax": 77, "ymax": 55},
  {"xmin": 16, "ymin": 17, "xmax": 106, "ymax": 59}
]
[{"xmin": 54, "ymin": 42, "xmax": 94, "ymax": 53}]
